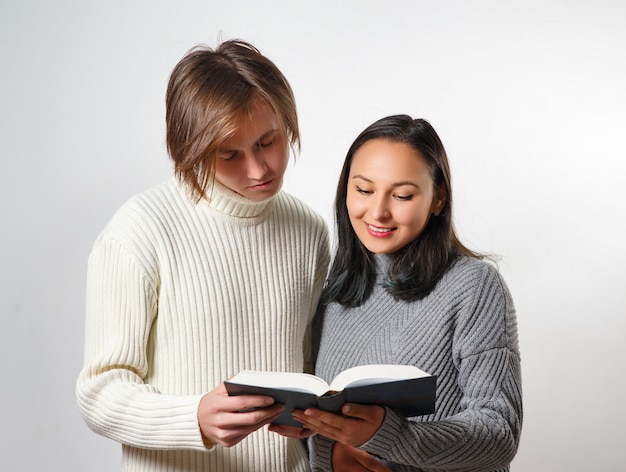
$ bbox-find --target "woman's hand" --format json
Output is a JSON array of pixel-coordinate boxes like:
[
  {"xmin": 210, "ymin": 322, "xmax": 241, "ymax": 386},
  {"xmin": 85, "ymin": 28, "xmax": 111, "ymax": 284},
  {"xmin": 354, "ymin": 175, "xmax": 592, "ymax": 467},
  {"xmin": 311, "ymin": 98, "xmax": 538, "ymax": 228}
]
[
  {"xmin": 197, "ymin": 383, "xmax": 284, "ymax": 447},
  {"xmin": 267, "ymin": 423, "xmax": 314, "ymax": 439},
  {"xmin": 332, "ymin": 442, "xmax": 391, "ymax": 472},
  {"xmin": 291, "ymin": 403, "xmax": 385, "ymax": 446}
]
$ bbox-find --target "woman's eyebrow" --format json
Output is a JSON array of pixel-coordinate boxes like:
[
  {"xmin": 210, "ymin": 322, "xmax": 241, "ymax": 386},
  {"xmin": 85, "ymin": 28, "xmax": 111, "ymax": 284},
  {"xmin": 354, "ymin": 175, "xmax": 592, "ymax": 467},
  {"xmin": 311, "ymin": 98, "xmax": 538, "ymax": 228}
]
[
  {"xmin": 351, "ymin": 174, "xmax": 373, "ymax": 183},
  {"xmin": 351, "ymin": 174, "xmax": 419, "ymax": 188}
]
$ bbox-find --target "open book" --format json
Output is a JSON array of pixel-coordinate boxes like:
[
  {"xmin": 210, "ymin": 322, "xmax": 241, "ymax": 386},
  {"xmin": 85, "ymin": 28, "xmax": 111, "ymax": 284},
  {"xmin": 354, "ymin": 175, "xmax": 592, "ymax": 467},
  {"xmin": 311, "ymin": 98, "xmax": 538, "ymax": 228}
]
[{"xmin": 224, "ymin": 364, "xmax": 436, "ymax": 427}]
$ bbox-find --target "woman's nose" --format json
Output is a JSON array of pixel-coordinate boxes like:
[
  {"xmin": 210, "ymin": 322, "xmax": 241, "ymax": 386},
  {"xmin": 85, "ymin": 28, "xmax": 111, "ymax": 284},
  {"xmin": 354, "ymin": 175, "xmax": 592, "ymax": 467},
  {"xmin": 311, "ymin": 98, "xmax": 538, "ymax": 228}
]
[{"xmin": 370, "ymin": 196, "xmax": 391, "ymax": 220}]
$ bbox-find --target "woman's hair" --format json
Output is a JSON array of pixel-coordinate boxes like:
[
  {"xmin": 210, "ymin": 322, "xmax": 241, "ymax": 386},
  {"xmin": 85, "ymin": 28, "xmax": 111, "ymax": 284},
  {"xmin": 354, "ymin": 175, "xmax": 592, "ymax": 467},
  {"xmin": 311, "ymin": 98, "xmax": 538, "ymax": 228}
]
[
  {"xmin": 323, "ymin": 115, "xmax": 481, "ymax": 307},
  {"xmin": 165, "ymin": 39, "xmax": 299, "ymax": 201}
]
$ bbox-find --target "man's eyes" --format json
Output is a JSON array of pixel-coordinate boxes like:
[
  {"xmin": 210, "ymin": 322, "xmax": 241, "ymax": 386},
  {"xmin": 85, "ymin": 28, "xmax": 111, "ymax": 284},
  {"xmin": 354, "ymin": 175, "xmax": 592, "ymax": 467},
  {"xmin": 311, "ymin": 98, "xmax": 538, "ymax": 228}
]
[{"xmin": 219, "ymin": 151, "xmax": 238, "ymax": 161}]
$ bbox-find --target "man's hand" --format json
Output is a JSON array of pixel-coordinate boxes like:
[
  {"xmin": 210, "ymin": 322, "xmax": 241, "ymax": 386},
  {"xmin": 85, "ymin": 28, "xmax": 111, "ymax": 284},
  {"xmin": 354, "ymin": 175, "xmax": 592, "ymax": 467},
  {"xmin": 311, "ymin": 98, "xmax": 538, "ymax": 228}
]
[{"xmin": 197, "ymin": 383, "xmax": 284, "ymax": 447}]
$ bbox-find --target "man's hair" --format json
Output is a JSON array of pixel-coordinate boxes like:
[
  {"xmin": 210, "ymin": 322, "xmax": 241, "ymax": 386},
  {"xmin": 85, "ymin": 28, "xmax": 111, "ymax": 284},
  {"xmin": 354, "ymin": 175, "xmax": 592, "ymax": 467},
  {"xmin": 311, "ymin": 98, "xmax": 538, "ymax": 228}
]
[{"xmin": 165, "ymin": 39, "xmax": 299, "ymax": 201}]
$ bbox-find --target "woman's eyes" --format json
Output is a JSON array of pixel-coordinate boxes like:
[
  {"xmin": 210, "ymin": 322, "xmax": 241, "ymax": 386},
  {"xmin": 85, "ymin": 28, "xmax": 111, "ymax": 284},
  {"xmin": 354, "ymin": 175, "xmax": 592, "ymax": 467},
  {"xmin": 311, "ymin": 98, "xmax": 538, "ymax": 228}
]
[{"xmin": 356, "ymin": 186, "xmax": 414, "ymax": 200}]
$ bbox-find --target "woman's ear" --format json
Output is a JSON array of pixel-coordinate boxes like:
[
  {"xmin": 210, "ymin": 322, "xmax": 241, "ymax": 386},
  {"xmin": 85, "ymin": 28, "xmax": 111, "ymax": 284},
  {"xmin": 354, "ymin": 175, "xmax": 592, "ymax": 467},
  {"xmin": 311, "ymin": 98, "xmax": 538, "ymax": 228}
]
[{"xmin": 432, "ymin": 188, "xmax": 447, "ymax": 216}]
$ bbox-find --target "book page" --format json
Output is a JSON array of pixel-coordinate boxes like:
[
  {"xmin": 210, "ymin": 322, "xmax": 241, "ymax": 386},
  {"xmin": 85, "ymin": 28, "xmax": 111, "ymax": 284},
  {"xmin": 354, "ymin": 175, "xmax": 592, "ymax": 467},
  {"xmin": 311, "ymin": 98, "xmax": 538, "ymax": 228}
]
[
  {"xmin": 329, "ymin": 364, "xmax": 430, "ymax": 391},
  {"xmin": 228, "ymin": 371, "xmax": 331, "ymax": 396}
]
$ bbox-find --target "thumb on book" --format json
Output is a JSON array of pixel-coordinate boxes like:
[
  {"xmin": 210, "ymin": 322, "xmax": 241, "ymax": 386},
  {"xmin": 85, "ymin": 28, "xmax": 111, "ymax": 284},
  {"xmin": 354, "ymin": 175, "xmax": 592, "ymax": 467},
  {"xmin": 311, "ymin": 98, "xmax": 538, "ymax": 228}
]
[{"xmin": 341, "ymin": 403, "xmax": 385, "ymax": 426}]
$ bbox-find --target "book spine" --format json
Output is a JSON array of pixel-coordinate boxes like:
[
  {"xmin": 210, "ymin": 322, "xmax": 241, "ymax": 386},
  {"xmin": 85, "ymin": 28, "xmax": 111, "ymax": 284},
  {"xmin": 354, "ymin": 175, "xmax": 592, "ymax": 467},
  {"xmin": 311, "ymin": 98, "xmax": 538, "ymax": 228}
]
[{"xmin": 316, "ymin": 392, "xmax": 347, "ymax": 413}]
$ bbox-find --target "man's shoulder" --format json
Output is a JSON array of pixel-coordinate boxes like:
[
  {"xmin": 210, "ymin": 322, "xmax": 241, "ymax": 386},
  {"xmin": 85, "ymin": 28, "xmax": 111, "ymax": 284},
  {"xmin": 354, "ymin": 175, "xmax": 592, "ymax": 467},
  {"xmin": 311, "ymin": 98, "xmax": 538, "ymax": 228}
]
[
  {"xmin": 97, "ymin": 179, "xmax": 183, "ymax": 239},
  {"xmin": 276, "ymin": 190, "xmax": 327, "ymax": 228}
]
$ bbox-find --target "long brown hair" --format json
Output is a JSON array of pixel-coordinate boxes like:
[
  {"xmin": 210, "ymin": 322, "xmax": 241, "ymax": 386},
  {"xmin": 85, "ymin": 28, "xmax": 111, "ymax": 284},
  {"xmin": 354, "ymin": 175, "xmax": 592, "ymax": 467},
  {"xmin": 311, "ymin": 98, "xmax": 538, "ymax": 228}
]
[{"xmin": 324, "ymin": 115, "xmax": 481, "ymax": 306}]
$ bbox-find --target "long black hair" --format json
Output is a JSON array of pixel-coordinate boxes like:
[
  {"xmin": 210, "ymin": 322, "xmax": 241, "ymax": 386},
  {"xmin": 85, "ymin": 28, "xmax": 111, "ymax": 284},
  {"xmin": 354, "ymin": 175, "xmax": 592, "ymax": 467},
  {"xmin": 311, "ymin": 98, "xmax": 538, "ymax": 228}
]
[{"xmin": 323, "ymin": 115, "xmax": 480, "ymax": 307}]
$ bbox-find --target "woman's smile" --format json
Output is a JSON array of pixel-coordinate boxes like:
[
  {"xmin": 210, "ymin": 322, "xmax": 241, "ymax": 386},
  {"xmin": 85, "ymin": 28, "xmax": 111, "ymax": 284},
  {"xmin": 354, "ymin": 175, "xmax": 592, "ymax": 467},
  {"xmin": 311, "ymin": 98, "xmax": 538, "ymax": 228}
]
[{"xmin": 366, "ymin": 223, "xmax": 396, "ymax": 238}]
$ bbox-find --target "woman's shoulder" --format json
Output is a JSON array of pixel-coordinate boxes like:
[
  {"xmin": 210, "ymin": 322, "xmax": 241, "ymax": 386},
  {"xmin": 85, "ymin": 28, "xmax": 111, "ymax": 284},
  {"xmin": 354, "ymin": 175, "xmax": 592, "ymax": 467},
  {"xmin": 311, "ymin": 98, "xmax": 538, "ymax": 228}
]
[
  {"xmin": 440, "ymin": 255, "xmax": 510, "ymax": 300},
  {"xmin": 446, "ymin": 256, "xmax": 518, "ymax": 354},
  {"xmin": 448, "ymin": 255, "xmax": 502, "ymax": 280},
  {"xmin": 444, "ymin": 255, "xmax": 514, "ymax": 312}
]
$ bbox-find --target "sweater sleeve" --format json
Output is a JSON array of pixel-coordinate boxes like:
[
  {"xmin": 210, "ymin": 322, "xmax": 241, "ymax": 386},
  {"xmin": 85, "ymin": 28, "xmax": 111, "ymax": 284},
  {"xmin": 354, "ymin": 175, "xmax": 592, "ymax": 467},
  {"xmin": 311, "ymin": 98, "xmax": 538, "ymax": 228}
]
[
  {"xmin": 75, "ymin": 237, "xmax": 208, "ymax": 451},
  {"xmin": 357, "ymin": 265, "xmax": 522, "ymax": 471}
]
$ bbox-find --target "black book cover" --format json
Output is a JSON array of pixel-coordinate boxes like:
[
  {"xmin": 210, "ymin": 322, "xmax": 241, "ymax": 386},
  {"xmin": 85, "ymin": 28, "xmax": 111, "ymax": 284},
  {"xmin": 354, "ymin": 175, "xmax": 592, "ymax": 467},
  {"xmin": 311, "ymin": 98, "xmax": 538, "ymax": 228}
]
[{"xmin": 225, "ymin": 375, "xmax": 436, "ymax": 427}]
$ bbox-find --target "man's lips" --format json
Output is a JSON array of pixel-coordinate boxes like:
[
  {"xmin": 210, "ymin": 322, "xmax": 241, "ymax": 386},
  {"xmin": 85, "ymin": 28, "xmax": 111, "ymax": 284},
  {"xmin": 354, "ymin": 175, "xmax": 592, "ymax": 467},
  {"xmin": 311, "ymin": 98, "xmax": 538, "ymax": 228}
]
[{"xmin": 248, "ymin": 178, "xmax": 274, "ymax": 190}]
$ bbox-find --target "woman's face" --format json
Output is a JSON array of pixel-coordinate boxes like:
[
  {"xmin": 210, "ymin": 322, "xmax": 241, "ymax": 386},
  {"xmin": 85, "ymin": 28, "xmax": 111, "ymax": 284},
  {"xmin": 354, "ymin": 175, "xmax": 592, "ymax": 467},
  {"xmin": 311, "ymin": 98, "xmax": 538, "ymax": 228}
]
[
  {"xmin": 215, "ymin": 100, "xmax": 289, "ymax": 201},
  {"xmin": 346, "ymin": 138, "xmax": 444, "ymax": 254}
]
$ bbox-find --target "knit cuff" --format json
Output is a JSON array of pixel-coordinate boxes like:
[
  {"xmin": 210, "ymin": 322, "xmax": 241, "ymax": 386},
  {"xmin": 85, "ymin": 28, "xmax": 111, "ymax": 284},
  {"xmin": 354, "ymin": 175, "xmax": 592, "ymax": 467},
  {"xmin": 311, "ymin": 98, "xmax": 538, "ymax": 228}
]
[
  {"xmin": 309, "ymin": 434, "xmax": 334, "ymax": 471},
  {"xmin": 358, "ymin": 407, "xmax": 404, "ymax": 459}
]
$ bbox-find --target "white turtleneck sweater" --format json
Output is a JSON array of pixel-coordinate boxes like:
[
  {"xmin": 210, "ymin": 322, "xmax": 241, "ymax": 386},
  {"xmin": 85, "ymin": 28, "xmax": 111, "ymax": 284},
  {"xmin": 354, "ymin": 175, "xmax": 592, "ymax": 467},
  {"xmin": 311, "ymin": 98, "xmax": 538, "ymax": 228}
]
[{"xmin": 76, "ymin": 178, "xmax": 330, "ymax": 471}]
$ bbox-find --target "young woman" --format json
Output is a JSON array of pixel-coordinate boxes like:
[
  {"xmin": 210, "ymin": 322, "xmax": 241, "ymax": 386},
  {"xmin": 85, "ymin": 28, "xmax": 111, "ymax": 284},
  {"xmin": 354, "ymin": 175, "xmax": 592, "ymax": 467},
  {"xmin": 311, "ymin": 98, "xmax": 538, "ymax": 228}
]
[
  {"xmin": 76, "ymin": 40, "xmax": 330, "ymax": 472},
  {"xmin": 291, "ymin": 115, "xmax": 522, "ymax": 471}
]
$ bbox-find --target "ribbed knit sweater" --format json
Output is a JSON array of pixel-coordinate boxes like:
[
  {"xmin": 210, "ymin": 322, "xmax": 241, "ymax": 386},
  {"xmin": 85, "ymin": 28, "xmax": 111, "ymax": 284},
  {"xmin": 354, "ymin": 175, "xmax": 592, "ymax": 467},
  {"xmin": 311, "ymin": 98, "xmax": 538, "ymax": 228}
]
[
  {"xmin": 76, "ymin": 177, "xmax": 330, "ymax": 471},
  {"xmin": 309, "ymin": 255, "xmax": 522, "ymax": 472}
]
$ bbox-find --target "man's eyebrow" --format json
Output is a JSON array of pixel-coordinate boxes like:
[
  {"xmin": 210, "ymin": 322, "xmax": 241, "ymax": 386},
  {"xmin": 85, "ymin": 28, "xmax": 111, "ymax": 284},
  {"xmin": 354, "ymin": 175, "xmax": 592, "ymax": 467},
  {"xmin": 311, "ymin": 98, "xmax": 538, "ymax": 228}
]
[
  {"xmin": 218, "ymin": 129, "xmax": 279, "ymax": 152},
  {"xmin": 255, "ymin": 129, "xmax": 280, "ymax": 143}
]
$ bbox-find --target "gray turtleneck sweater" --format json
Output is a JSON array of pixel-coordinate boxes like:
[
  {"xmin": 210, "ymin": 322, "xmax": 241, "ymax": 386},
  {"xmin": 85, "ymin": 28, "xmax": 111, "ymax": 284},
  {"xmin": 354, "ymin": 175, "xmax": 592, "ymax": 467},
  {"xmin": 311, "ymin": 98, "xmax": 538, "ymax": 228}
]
[{"xmin": 309, "ymin": 255, "xmax": 522, "ymax": 472}]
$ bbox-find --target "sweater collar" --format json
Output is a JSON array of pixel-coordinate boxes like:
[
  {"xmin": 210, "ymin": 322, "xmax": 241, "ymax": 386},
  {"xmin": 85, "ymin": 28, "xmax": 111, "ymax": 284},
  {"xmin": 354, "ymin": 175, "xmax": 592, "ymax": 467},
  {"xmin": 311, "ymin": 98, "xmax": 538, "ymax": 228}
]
[
  {"xmin": 206, "ymin": 180, "xmax": 275, "ymax": 219},
  {"xmin": 178, "ymin": 178, "xmax": 276, "ymax": 221},
  {"xmin": 373, "ymin": 253, "xmax": 395, "ymax": 282}
]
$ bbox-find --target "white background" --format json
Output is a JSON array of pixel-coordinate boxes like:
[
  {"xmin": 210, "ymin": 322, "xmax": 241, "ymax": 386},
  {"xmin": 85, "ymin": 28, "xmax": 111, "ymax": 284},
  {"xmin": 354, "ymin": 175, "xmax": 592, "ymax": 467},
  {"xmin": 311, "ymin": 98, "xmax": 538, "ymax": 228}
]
[{"xmin": 2, "ymin": 1, "xmax": 625, "ymax": 470}]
